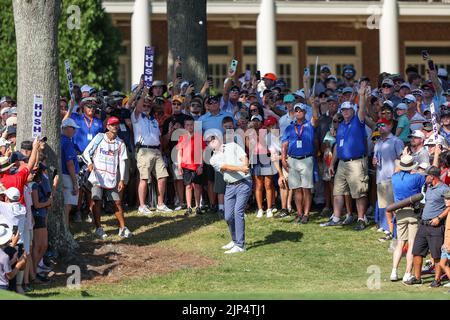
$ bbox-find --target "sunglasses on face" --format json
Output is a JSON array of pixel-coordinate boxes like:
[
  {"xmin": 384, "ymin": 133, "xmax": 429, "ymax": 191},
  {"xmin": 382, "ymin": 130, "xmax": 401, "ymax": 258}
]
[
  {"xmin": 191, "ymin": 104, "xmax": 201, "ymax": 108},
  {"xmin": 382, "ymin": 85, "xmax": 393, "ymax": 89},
  {"xmin": 240, "ymin": 94, "xmax": 247, "ymax": 99},
  {"xmin": 295, "ymin": 109, "xmax": 305, "ymax": 113},
  {"xmin": 377, "ymin": 123, "xmax": 386, "ymax": 128},
  {"xmin": 230, "ymin": 90, "xmax": 240, "ymax": 94},
  {"xmin": 250, "ymin": 109, "xmax": 259, "ymax": 113},
  {"xmin": 403, "ymin": 99, "xmax": 414, "ymax": 104},
  {"xmin": 172, "ymin": 102, "xmax": 182, "ymax": 106}
]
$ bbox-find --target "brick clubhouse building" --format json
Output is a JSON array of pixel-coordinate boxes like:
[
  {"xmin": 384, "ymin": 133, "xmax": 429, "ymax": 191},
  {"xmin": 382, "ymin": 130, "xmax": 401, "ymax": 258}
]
[{"xmin": 102, "ymin": 0, "xmax": 450, "ymax": 91}]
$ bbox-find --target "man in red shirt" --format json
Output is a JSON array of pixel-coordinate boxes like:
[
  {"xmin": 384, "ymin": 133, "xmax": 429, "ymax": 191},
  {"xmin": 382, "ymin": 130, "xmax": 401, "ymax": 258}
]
[
  {"xmin": 0, "ymin": 138, "xmax": 40, "ymax": 205},
  {"xmin": 177, "ymin": 116, "xmax": 205, "ymax": 216}
]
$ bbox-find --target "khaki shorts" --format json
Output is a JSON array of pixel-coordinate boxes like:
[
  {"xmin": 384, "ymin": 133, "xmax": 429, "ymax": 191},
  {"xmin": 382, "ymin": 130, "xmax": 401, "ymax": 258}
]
[
  {"xmin": 396, "ymin": 208, "xmax": 419, "ymax": 242},
  {"xmin": 136, "ymin": 148, "xmax": 169, "ymax": 180},
  {"xmin": 333, "ymin": 158, "xmax": 368, "ymax": 199},
  {"xmin": 62, "ymin": 174, "xmax": 79, "ymax": 206},
  {"xmin": 286, "ymin": 156, "xmax": 314, "ymax": 190},
  {"xmin": 377, "ymin": 181, "xmax": 394, "ymax": 209}
]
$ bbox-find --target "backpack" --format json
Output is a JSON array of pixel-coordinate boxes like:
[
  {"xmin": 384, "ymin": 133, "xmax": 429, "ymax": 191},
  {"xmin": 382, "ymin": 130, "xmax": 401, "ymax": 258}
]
[{"xmin": 80, "ymin": 133, "xmax": 104, "ymax": 165}]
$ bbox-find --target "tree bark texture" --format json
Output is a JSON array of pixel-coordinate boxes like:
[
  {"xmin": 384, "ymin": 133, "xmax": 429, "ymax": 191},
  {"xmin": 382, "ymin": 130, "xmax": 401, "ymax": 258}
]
[
  {"xmin": 167, "ymin": 0, "xmax": 208, "ymax": 91},
  {"xmin": 13, "ymin": 0, "xmax": 78, "ymax": 257}
]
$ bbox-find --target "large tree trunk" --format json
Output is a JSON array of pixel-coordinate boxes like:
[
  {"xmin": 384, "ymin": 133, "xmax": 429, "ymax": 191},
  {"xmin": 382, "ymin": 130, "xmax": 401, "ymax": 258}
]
[
  {"xmin": 13, "ymin": 0, "xmax": 78, "ymax": 257},
  {"xmin": 167, "ymin": 0, "xmax": 208, "ymax": 91}
]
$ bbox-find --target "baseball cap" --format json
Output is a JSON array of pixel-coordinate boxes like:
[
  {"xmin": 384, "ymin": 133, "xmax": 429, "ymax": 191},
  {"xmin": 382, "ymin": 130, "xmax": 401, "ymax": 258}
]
[
  {"xmin": 438, "ymin": 68, "xmax": 448, "ymax": 78},
  {"xmin": 411, "ymin": 89, "xmax": 424, "ymax": 97},
  {"xmin": 342, "ymin": 87, "xmax": 353, "ymax": 95},
  {"xmin": 327, "ymin": 95, "xmax": 338, "ymax": 102},
  {"xmin": 172, "ymin": 95, "xmax": 185, "ymax": 103},
  {"xmin": 251, "ymin": 114, "xmax": 263, "ymax": 122},
  {"xmin": 404, "ymin": 94, "xmax": 416, "ymax": 103},
  {"xmin": 395, "ymin": 103, "xmax": 408, "ymax": 111},
  {"xmin": 61, "ymin": 118, "xmax": 80, "ymax": 129},
  {"xmin": 264, "ymin": 116, "xmax": 277, "ymax": 127},
  {"xmin": 422, "ymin": 121, "xmax": 433, "ymax": 131},
  {"xmin": 320, "ymin": 65, "xmax": 331, "ymax": 73},
  {"xmin": 377, "ymin": 118, "xmax": 391, "ymax": 126},
  {"xmin": 425, "ymin": 165, "xmax": 441, "ymax": 177},
  {"xmin": 5, "ymin": 117, "xmax": 17, "ymax": 127},
  {"xmin": 81, "ymin": 84, "xmax": 92, "ymax": 93},
  {"xmin": 0, "ymin": 225, "xmax": 12, "ymax": 246},
  {"xmin": 418, "ymin": 162, "xmax": 429, "ymax": 171},
  {"xmin": 106, "ymin": 116, "xmax": 120, "ymax": 126},
  {"xmin": 20, "ymin": 140, "xmax": 32, "ymax": 151},
  {"xmin": 0, "ymin": 108, "xmax": 10, "ymax": 116},
  {"xmin": 294, "ymin": 103, "xmax": 308, "ymax": 112},
  {"xmin": 1, "ymin": 187, "xmax": 20, "ymax": 202},
  {"xmin": 262, "ymin": 73, "xmax": 277, "ymax": 81},
  {"xmin": 400, "ymin": 82, "xmax": 411, "ymax": 90},
  {"xmin": 421, "ymin": 83, "xmax": 434, "ymax": 92},
  {"xmin": 293, "ymin": 89, "xmax": 305, "ymax": 99},
  {"xmin": 423, "ymin": 106, "xmax": 431, "ymax": 114},
  {"xmin": 283, "ymin": 94, "xmax": 295, "ymax": 103},
  {"xmin": 206, "ymin": 95, "xmax": 219, "ymax": 104},
  {"xmin": 327, "ymin": 75, "xmax": 338, "ymax": 82},
  {"xmin": 408, "ymin": 130, "xmax": 425, "ymax": 139},
  {"xmin": 340, "ymin": 101, "xmax": 355, "ymax": 110},
  {"xmin": 444, "ymin": 190, "xmax": 450, "ymax": 199},
  {"xmin": 8, "ymin": 107, "xmax": 17, "ymax": 115},
  {"xmin": 9, "ymin": 151, "xmax": 27, "ymax": 163},
  {"xmin": 6, "ymin": 126, "xmax": 16, "ymax": 136},
  {"xmin": 383, "ymin": 100, "xmax": 394, "ymax": 109},
  {"xmin": 382, "ymin": 78, "xmax": 394, "ymax": 87},
  {"xmin": 424, "ymin": 135, "xmax": 446, "ymax": 146},
  {"xmin": 342, "ymin": 65, "xmax": 356, "ymax": 75}
]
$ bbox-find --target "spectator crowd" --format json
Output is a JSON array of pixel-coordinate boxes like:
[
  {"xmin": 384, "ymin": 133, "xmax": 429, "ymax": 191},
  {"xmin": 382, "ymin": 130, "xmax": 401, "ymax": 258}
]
[{"xmin": 1, "ymin": 57, "xmax": 450, "ymax": 293}]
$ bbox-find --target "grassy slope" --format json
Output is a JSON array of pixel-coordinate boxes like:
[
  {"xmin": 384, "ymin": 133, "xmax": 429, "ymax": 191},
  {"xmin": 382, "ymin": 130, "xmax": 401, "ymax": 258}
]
[{"xmin": 25, "ymin": 210, "xmax": 450, "ymax": 300}]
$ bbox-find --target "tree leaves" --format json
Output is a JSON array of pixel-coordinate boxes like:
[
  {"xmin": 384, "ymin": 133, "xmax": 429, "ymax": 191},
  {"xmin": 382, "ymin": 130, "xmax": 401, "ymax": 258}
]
[{"xmin": 0, "ymin": 0, "xmax": 122, "ymax": 98}]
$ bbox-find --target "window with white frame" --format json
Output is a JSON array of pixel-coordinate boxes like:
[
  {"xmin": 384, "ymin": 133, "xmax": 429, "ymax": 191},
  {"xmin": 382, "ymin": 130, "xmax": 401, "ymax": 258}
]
[
  {"xmin": 404, "ymin": 42, "xmax": 450, "ymax": 80},
  {"xmin": 242, "ymin": 41, "xmax": 299, "ymax": 90},
  {"xmin": 208, "ymin": 41, "xmax": 234, "ymax": 89},
  {"xmin": 306, "ymin": 41, "xmax": 362, "ymax": 87}
]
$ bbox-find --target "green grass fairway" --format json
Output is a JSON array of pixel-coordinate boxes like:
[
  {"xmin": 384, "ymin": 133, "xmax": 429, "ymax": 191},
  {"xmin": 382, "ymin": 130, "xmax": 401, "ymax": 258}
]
[{"xmin": 19, "ymin": 209, "xmax": 450, "ymax": 300}]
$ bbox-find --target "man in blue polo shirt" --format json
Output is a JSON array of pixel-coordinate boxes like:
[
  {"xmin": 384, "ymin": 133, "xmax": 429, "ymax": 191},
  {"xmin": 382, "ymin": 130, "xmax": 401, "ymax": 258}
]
[
  {"xmin": 321, "ymin": 81, "xmax": 369, "ymax": 230},
  {"xmin": 66, "ymin": 97, "xmax": 104, "ymax": 153},
  {"xmin": 281, "ymin": 101, "xmax": 319, "ymax": 224},
  {"xmin": 61, "ymin": 118, "xmax": 81, "ymax": 226}
]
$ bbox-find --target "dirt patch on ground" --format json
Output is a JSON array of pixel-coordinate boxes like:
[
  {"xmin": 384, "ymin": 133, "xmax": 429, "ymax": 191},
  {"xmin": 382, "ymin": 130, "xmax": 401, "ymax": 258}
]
[{"xmin": 50, "ymin": 241, "xmax": 217, "ymax": 286}]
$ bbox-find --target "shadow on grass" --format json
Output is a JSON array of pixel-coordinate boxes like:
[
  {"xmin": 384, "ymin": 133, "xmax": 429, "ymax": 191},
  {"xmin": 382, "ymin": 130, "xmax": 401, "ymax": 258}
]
[
  {"xmin": 74, "ymin": 211, "xmax": 222, "ymax": 247},
  {"xmin": 26, "ymin": 291, "xmax": 61, "ymax": 298},
  {"xmin": 248, "ymin": 230, "xmax": 303, "ymax": 250}
]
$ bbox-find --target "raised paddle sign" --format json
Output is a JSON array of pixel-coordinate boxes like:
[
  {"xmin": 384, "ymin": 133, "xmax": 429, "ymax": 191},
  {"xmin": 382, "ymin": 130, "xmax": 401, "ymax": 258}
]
[
  {"xmin": 143, "ymin": 46, "xmax": 155, "ymax": 87},
  {"xmin": 32, "ymin": 94, "xmax": 44, "ymax": 139}
]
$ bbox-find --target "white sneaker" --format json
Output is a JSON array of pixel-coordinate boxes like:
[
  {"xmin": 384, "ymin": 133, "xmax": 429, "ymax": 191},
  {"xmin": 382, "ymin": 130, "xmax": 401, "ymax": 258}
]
[
  {"xmin": 377, "ymin": 228, "xmax": 385, "ymax": 233},
  {"xmin": 271, "ymin": 207, "xmax": 278, "ymax": 214},
  {"xmin": 221, "ymin": 241, "xmax": 235, "ymax": 250},
  {"xmin": 390, "ymin": 269, "xmax": 398, "ymax": 281},
  {"xmin": 118, "ymin": 227, "xmax": 133, "ymax": 238},
  {"xmin": 443, "ymin": 282, "xmax": 450, "ymax": 288},
  {"xmin": 256, "ymin": 209, "xmax": 264, "ymax": 218},
  {"xmin": 138, "ymin": 205, "xmax": 152, "ymax": 216},
  {"xmin": 86, "ymin": 212, "xmax": 93, "ymax": 223},
  {"xmin": 95, "ymin": 227, "xmax": 108, "ymax": 240},
  {"xmin": 224, "ymin": 245, "xmax": 245, "ymax": 254},
  {"xmin": 157, "ymin": 204, "xmax": 173, "ymax": 213},
  {"xmin": 266, "ymin": 209, "xmax": 273, "ymax": 218},
  {"xmin": 402, "ymin": 273, "xmax": 413, "ymax": 282}
]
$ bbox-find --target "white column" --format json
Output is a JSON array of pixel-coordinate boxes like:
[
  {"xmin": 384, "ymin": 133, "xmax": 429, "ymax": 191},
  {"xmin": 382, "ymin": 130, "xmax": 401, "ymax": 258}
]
[
  {"xmin": 131, "ymin": 0, "xmax": 151, "ymax": 85},
  {"xmin": 257, "ymin": 0, "xmax": 276, "ymax": 76},
  {"xmin": 379, "ymin": 0, "xmax": 399, "ymax": 74}
]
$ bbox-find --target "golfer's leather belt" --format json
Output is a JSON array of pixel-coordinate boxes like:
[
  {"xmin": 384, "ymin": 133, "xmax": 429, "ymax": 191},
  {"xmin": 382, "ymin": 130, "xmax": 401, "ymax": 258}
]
[{"xmin": 139, "ymin": 145, "xmax": 160, "ymax": 149}]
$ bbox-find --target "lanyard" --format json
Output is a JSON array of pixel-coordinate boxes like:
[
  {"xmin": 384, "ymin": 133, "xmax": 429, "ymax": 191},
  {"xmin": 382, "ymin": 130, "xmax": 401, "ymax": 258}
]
[
  {"xmin": 294, "ymin": 121, "xmax": 306, "ymax": 140},
  {"xmin": 83, "ymin": 115, "xmax": 94, "ymax": 132}
]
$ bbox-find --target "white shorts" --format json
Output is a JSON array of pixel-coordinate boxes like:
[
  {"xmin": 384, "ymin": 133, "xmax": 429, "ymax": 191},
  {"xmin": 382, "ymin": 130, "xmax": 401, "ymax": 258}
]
[{"xmin": 62, "ymin": 174, "xmax": 79, "ymax": 206}]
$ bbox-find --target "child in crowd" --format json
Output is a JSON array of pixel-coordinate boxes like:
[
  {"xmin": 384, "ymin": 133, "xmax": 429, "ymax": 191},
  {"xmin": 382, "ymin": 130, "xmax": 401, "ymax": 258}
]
[{"xmin": 177, "ymin": 116, "xmax": 205, "ymax": 216}]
